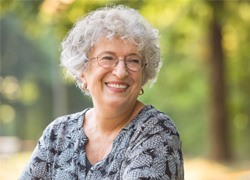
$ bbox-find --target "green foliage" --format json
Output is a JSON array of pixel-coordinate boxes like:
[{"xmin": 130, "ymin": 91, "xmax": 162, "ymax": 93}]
[{"xmin": 1, "ymin": 0, "xmax": 249, "ymax": 159}]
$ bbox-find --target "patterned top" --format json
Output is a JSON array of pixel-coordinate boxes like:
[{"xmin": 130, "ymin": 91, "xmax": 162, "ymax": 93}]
[{"xmin": 19, "ymin": 105, "xmax": 184, "ymax": 180}]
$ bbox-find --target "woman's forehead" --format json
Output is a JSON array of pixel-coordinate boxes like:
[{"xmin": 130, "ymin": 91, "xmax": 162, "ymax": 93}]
[{"xmin": 90, "ymin": 36, "xmax": 141, "ymax": 56}]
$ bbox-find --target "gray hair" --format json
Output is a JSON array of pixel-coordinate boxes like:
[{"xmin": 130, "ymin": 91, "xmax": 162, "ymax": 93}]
[{"xmin": 60, "ymin": 5, "xmax": 161, "ymax": 88}]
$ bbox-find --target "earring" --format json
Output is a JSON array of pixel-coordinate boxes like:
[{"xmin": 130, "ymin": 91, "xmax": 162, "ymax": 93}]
[
  {"xmin": 139, "ymin": 88, "xmax": 144, "ymax": 95},
  {"xmin": 82, "ymin": 83, "xmax": 88, "ymax": 91}
]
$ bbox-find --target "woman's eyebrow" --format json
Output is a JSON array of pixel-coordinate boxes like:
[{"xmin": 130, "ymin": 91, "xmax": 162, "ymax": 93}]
[
  {"xmin": 97, "ymin": 51, "xmax": 141, "ymax": 57},
  {"xmin": 127, "ymin": 53, "xmax": 141, "ymax": 57},
  {"xmin": 98, "ymin": 51, "xmax": 116, "ymax": 55}
]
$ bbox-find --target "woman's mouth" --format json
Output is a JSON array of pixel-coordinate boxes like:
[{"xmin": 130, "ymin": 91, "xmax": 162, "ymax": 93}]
[{"xmin": 105, "ymin": 82, "xmax": 129, "ymax": 91}]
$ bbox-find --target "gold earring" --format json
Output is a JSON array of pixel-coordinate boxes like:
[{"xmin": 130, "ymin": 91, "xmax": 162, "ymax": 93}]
[
  {"xmin": 139, "ymin": 88, "xmax": 144, "ymax": 95},
  {"xmin": 82, "ymin": 83, "xmax": 88, "ymax": 91}
]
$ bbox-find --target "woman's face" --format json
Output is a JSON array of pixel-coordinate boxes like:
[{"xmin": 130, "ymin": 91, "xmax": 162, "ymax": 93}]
[{"xmin": 81, "ymin": 36, "xmax": 143, "ymax": 109}]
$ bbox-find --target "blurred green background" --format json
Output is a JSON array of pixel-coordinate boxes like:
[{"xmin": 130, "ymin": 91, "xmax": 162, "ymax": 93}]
[{"xmin": 1, "ymin": 0, "xmax": 250, "ymax": 168}]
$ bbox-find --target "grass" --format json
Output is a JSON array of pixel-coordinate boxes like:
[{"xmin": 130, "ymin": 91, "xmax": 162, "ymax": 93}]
[{"xmin": 0, "ymin": 152, "xmax": 249, "ymax": 180}]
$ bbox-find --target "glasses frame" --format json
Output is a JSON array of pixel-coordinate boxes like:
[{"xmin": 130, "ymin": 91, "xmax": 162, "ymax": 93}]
[{"xmin": 89, "ymin": 53, "xmax": 147, "ymax": 72}]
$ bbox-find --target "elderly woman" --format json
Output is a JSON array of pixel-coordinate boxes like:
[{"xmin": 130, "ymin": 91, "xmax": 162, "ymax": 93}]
[{"xmin": 19, "ymin": 5, "xmax": 184, "ymax": 180}]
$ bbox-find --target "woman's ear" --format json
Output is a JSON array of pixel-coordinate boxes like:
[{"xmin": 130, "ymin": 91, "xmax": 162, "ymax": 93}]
[
  {"xmin": 80, "ymin": 72, "xmax": 85, "ymax": 81},
  {"xmin": 80, "ymin": 73, "xmax": 88, "ymax": 91}
]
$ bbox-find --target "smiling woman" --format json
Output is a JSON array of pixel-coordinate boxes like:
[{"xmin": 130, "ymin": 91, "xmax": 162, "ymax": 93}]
[{"xmin": 19, "ymin": 5, "xmax": 184, "ymax": 180}]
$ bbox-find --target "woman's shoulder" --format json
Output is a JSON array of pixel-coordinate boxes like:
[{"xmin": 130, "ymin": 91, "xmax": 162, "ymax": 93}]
[
  {"xmin": 43, "ymin": 109, "xmax": 87, "ymax": 135},
  {"xmin": 135, "ymin": 105, "xmax": 179, "ymax": 135},
  {"xmin": 138, "ymin": 105, "xmax": 175, "ymax": 124}
]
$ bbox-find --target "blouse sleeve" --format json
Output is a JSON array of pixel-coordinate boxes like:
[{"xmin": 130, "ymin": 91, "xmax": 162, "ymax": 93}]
[
  {"xmin": 121, "ymin": 119, "xmax": 184, "ymax": 180},
  {"xmin": 19, "ymin": 126, "xmax": 53, "ymax": 180}
]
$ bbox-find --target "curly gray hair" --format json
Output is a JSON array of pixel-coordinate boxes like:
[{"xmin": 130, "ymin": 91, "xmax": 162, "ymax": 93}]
[{"xmin": 60, "ymin": 5, "xmax": 161, "ymax": 88}]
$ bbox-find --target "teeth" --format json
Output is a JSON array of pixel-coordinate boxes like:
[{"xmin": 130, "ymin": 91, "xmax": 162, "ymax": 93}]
[{"xmin": 107, "ymin": 83, "xmax": 127, "ymax": 89}]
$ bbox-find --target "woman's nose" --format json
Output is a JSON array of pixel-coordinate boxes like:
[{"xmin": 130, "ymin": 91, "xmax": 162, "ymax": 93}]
[{"xmin": 112, "ymin": 60, "xmax": 128, "ymax": 79}]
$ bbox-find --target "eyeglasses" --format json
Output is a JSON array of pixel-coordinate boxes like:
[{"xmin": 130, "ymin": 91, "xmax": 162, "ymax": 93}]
[{"xmin": 89, "ymin": 52, "xmax": 147, "ymax": 72}]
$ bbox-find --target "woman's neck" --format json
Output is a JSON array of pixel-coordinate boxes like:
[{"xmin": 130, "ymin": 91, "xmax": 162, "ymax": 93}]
[
  {"xmin": 83, "ymin": 100, "xmax": 145, "ymax": 164},
  {"xmin": 86, "ymin": 100, "xmax": 144, "ymax": 134}
]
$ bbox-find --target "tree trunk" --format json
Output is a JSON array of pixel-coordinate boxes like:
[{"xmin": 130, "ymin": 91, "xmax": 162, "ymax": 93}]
[{"xmin": 207, "ymin": 0, "xmax": 231, "ymax": 161}]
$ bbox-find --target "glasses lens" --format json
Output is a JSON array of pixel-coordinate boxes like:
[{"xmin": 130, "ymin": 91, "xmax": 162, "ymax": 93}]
[
  {"xmin": 96, "ymin": 53, "xmax": 144, "ymax": 71},
  {"xmin": 98, "ymin": 54, "xmax": 116, "ymax": 68},
  {"xmin": 125, "ymin": 56, "xmax": 143, "ymax": 71}
]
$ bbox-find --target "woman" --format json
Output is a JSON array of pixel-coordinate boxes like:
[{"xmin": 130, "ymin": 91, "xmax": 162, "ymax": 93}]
[{"xmin": 19, "ymin": 5, "xmax": 184, "ymax": 180}]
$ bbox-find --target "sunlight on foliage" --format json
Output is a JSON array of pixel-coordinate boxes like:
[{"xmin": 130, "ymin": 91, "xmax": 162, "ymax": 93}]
[
  {"xmin": 20, "ymin": 81, "xmax": 39, "ymax": 105},
  {"xmin": 223, "ymin": 24, "xmax": 238, "ymax": 53},
  {"xmin": 234, "ymin": 114, "xmax": 249, "ymax": 130},
  {"xmin": 141, "ymin": 1, "xmax": 190, "ymax": 28},
  {"xmin": 239, "ymin": 2, "xmax": 250, "ymax": 22},
  {"xmin": 0, "ymin": 105, "xmax": 16, "ymax": 123},
  {"xmin": 0, "ymin": 76, "xmax": 21, "ymax": 101},
  {"xmin": 40, "ymin": 0, "xmax": 75, "ymax": 16}
]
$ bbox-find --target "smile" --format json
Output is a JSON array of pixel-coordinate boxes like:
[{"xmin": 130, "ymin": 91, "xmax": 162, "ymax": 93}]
[{"xmin": 105, "ymin": 83, "xmax": 129, "ymax": 89}]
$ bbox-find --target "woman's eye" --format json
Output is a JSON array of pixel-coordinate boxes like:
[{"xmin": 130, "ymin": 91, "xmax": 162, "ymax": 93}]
[
  {"xmin": 127, "ymin": 59, "xmax": 140, "ymax": 64},
  {"xmin": 101, "ymin": 55, "xmax": 115, "ymax": 61}
]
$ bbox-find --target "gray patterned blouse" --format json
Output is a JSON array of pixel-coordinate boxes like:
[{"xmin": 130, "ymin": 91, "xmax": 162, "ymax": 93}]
[{"xmin": 19, "ymin": 105, "xmax": 184, "ymax": 180}]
